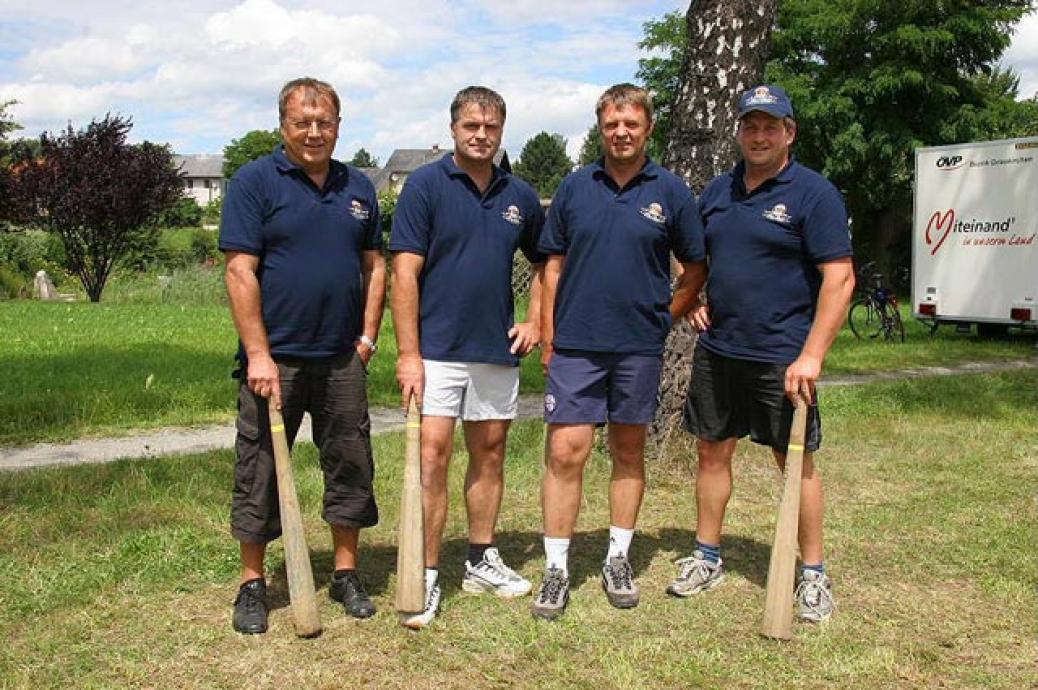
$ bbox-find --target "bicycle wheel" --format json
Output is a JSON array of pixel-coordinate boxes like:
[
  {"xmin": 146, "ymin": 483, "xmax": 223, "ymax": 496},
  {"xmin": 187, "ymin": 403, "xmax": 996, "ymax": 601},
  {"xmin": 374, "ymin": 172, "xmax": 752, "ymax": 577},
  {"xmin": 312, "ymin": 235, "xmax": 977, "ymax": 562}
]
[
  {"xmin": 848, "ymin": 300, "xmax": 880, "ymax": 339},
  {"xmin": 883, "ymin": 305, "xmax": 906, "ymax": 342}
]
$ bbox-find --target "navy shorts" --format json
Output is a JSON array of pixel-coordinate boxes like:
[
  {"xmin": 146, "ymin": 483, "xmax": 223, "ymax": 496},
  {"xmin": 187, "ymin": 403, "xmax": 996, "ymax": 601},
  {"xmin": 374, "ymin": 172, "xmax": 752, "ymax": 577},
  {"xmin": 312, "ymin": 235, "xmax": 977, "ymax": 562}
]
[
  {"xmin": 544, "ymin": 348, "xmax": 662, "ymax": 425},
  {"xmin": 683, "ymin": 345, "xmax": 822, "ymax": 453}
]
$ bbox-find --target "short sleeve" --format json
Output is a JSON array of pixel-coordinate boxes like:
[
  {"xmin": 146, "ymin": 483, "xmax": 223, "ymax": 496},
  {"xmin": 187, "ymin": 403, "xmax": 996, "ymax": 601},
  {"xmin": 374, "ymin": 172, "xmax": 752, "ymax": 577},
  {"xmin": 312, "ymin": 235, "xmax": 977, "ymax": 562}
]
[
  {"xmin": 803, "ymin": 185, "xmax": 852, "ymax": 264},
  {"xmin": 388, "ymin": 177, "xmax": 431, "ymax": 255},
  {"xmin": 538, "ymin": 180, "xmax": 570, "ymax": 255},
  {"xmin": 668, "ymin": 182, "xmax": 706, "ymax": 263},
  {"xmin": 519, "ymin": 196, "xmax": 546, "ymax": 264},
  {"xmin": 219, "ymin": 167, "xmax": 266, "ymax": 255}
]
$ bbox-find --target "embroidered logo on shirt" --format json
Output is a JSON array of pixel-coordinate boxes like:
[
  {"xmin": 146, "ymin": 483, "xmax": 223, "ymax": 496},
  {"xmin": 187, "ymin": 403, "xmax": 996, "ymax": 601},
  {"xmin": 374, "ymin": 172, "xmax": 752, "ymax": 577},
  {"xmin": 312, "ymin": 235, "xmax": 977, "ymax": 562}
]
[
  {"xmin": 544, "ymin": 394, "xmax": 557, "ymax": 414},
  {"xmin": 349, "ymin": 199, "xmax": 370, "ymax": 221},
  {"xmin": 747, "ymin": 86, "xmax": 779, "ymax": 106},
  {"xmin": 501, "ymin": 205, "xmax": 524, "ymax": 226},
  {"xmin": 639, "ymin": 202, "xmax": 666, "ymax": 224},
  {"xmin": 763, "ymin": 203, "xmax": 792, "ymax": 224}
]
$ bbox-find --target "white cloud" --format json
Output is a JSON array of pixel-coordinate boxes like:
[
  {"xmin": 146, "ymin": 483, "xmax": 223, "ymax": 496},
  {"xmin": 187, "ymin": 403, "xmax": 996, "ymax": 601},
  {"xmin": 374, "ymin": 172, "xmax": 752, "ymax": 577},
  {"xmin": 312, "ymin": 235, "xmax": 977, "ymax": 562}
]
[{"xmin": 1004, "ymin": 12, "xmax": 1038, "ymax": 99}]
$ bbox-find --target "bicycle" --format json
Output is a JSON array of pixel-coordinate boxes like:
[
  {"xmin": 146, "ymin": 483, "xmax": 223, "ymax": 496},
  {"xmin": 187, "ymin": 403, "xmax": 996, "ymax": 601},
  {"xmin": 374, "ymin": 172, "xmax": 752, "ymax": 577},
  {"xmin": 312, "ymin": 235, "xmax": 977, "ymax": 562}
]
[{"xmin": 848, "ymin": 263, "xmax": 905, "ymax": 342}]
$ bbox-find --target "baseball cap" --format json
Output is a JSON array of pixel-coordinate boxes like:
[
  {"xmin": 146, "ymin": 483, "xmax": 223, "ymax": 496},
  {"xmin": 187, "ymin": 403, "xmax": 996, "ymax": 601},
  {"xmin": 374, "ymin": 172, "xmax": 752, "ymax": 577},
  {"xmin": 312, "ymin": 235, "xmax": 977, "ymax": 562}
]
[{"xmin": 737, "ymin": 84, "xmax": 794, "ymax": 120}]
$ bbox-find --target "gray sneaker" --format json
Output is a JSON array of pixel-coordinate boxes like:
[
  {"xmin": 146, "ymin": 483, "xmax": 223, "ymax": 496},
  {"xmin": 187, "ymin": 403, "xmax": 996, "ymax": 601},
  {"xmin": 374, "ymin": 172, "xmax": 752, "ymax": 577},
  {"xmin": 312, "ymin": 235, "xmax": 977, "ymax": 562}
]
[
  {"xmin": 601, "ymin": 555, "xmax": 640, "ymax": 608},
  {"xmin": 531, "ymin": 568, "xmax": 570, "ymax": 621},
  {"xmin": 665, "ymin": 549, "xmax": 725, "ymax": 597},
  {"xmin": 795, "ymin": 569, "xmax": 835, "ymax": 623}
]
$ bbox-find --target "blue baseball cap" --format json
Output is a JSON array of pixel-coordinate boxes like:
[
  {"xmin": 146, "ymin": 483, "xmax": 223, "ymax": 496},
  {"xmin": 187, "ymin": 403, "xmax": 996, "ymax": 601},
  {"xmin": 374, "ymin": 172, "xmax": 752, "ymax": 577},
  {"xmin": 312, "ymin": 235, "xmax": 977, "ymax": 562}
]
[{"xmin": 738, "ymin": 84, "xmax": 794, "ymax": 120}]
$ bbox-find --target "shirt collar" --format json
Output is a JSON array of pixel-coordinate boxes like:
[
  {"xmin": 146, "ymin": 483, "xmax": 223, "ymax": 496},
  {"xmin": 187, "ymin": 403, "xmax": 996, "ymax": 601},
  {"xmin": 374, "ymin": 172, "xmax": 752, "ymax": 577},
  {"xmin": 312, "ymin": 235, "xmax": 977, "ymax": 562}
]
[
  {"xmin": 591, "ymin": 156, "xmax": 660, "ymax": 182},
  {"xmin": 272, "ymin": 144, "xmax": 348, "ymax": 184},
  {"xmin": 440, "ymin": 151, "xmax": 506, "ymax": 183},
  {"xmin": 732, "ymin": 155, "xmax": 798, "ymax": 192}
]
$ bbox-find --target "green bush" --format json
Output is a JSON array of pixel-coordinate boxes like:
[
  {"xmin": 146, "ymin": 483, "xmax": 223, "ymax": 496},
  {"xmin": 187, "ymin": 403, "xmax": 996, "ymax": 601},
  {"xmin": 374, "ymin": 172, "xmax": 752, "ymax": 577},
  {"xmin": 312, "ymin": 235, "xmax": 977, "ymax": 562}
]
[
  {"xmin": 0, "ymin": 229, "xmax": 68, "ymax": 284},
  {"xmin": 190, "ymin": 228, "xmax": 219, "ymax": 264},
  {"xmin": 202, "ymin": 198, "xmax": 222, "ymax": 226},
  {"xmin": 0, "ymin": 265, "xmax": 27, "ymax": 299},
  {"xmin": 157, "ymin": 197, "xmax": 203, "ymax": 228}
]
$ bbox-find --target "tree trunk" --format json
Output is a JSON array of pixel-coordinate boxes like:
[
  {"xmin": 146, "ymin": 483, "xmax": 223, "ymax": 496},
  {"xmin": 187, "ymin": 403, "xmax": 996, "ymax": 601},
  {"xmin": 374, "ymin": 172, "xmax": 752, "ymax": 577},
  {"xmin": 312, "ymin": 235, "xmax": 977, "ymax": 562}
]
[{"xmin": 652, "ymin": 0, "xmax": 779, "ymax": 450}]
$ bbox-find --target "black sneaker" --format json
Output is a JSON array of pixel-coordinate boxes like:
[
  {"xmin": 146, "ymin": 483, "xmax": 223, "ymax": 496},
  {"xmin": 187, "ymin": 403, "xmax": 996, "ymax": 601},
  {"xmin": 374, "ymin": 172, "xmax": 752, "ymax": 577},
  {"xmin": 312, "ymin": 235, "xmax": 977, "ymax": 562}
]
[
  {"xmin": 232, "ymin": 578, "xmax": 268, "ymax": 634},
  {"xmin": 329, "ymin": 570, "xmax": 376, "ymax": 619}
]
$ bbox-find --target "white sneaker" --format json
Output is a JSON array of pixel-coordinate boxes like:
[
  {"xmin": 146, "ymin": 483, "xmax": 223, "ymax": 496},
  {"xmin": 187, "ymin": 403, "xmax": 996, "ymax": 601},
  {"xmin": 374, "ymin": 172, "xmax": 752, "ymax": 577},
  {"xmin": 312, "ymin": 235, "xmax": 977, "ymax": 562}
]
[
  {"xmin": 461, "ymin": 547, "xmax": 532, "ymax": 597},
  {"xmin": 400, "ymin": 579, "xmax": 441, "ymax": 630}
]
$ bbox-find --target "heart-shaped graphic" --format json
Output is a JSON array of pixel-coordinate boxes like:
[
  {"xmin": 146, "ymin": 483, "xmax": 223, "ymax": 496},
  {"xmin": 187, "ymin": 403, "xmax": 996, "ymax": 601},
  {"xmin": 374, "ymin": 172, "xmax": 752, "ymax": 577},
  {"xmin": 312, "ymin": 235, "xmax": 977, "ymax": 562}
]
[{"xmin": 925, "ymin": 209, "xmax": 955, "ymax": 255}]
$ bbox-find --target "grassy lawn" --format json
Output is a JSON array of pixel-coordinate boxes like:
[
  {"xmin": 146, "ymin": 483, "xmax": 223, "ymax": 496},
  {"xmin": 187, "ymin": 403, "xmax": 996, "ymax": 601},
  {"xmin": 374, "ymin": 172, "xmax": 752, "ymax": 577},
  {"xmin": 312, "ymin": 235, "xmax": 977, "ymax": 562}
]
[
  {"xmin": 1, "ymin": 269, "xmax": 1033, "ymax": 446},
  {"xmin": 0, "ymin": 370, "xmax": 1033, "ymax": 688}
]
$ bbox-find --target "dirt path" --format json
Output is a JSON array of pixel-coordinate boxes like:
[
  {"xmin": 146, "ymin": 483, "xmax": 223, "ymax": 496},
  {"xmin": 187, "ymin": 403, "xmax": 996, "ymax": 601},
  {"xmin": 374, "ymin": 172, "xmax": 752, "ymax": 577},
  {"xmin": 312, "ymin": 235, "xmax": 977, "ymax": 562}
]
[{"xmin": 2, "ymin": 358, "xmax": 1035, "ymax": 472}]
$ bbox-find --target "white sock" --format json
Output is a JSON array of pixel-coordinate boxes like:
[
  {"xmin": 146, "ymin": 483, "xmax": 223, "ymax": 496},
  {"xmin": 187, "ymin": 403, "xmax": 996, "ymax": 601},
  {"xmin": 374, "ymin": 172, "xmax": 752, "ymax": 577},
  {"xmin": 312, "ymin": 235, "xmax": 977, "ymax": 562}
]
[
  {"xmin": 424, "ymin": 568, "xmax": 438, "ymax": 589},
  {"xmin": 607, "ymin": 525, "xmax": 635, "ymax": 562},
  {"xmin": 543, "ymin": 536, "xmax": 570, "ymax": 577}
]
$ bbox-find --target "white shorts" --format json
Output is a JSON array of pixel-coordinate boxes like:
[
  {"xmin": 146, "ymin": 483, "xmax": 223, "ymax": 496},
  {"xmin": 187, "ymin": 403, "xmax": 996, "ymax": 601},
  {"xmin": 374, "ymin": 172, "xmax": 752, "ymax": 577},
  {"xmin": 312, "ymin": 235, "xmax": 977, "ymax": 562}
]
[{"xmin": 422, "ymin": 360, "xmax": 520, "ymax": 421}]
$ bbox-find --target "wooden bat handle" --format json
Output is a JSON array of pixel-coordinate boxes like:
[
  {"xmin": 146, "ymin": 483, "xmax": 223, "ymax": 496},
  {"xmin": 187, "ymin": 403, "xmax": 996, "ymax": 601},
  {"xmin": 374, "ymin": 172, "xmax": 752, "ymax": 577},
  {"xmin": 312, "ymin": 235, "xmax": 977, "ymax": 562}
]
[
  {"xmin": 760, "ymin": 397, "xmax": 809, "ymax": 640},
  {"xmin": 395, "ymin": 395, "xmax": 426, "ymax": 613},
  {"xmin": 270, "ymin": 406, "xmax": 322, "ymax": 638}
]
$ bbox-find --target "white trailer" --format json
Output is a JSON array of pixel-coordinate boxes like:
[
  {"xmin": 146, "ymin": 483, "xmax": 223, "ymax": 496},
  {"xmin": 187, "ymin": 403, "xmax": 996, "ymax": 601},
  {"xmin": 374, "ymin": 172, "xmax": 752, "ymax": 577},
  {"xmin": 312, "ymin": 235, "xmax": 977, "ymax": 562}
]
[{"xmin": 912, "ymin": 136, "xmax": 1038, "ymax": 335}]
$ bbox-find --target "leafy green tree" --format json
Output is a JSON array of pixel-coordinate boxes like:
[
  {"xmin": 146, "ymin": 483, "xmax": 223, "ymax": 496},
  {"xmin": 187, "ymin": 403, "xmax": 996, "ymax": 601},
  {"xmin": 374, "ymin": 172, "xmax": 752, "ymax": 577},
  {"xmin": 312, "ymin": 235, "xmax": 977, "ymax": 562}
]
[
  {"xmin": 11, "ymin": 114, "xmax": 183, "ymax": 301},
  {"xmin": 0, "ymin": 100, "xmax": 22, "ymax": 225},
  {"xmin": 512, "ymin": 132, "xmax": 572, "ymax": 198},
  {"xmin": 222, "ymin": 129, "xmax": 280, "ymax": 178},
  {"xmin": 349, "ymin": 147, "xmax": 379, "ymax": 168},
  {"xmin": 578, "ymin": 124, "xmax": 603, "ymax": 165},
  {"xmin": 156, "ymin": 197, "xmax": 203, "ymax": 228},
  {"xmin": 766, "ymin": 0, "xmax": 1035, "ymax": 268},
  {"xmin": 636, "ymin": 10, "xmax": 688, "ymax": 161}
]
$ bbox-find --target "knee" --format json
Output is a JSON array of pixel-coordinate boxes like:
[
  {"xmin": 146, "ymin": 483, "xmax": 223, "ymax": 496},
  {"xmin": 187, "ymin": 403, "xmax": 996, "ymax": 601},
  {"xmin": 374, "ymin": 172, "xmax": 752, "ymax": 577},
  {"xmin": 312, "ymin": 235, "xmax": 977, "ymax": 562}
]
[
  {"xmin": 697, "ymin": 439, "xmax": 733, "ymax": 472},
  {"xmin": 547, "ymin": 444, "xmax": 587, "ymax": 477}
]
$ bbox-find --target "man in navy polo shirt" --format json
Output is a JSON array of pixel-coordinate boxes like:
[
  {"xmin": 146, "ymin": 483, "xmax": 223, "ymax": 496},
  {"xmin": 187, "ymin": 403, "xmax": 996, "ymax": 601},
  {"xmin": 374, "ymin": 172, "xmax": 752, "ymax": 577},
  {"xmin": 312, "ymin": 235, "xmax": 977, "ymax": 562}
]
[
  {"xmin": 530, "ymin": 83, "xmax": 707, "ymax": 621},
  {"xmin": 668, "ymin": 84, "xmax": 854, "ymax": 624},
  {"xmin": 390, "ymin": 86, "xmax": 545, "ymax": 629},
  {"xmin": 220, "ymin": 77, "xmax": 386, "ymax": 634}
]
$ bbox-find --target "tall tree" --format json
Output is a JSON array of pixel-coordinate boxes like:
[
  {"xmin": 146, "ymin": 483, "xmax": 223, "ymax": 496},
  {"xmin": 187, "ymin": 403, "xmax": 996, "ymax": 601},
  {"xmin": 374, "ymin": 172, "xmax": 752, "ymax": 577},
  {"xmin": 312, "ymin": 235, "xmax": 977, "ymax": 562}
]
[
  {"xmin": 653, "ymin": 0, "xmax": 780, "ymax": 447},
  {"xmin": 0, "ymin": 100, "xmax": 22, "ymax": 225},
  {"xmin": 766, "ymin": 0, "xmax": 1035, "ymax": 270},
  {"xmin": 513, "ymin": 132, "xmax": 573, "ymax": 198},
  {"xmin": 578, "ymin": 124, "xmax": 603, "ymax": 165},
  {"xmin": 11, "ymin": 115, "xmax": 183, "ymax": 302},
  {"xmin": 222, "ymin": 129, "xmax": 281, "ymax": 178},
  {"xmin": 349, "ymin": 147, "xmax": 379, "ymax": 168},
  {"xmin": 636, "ymin": 10, "xmax": 689, "ymax": 161}
]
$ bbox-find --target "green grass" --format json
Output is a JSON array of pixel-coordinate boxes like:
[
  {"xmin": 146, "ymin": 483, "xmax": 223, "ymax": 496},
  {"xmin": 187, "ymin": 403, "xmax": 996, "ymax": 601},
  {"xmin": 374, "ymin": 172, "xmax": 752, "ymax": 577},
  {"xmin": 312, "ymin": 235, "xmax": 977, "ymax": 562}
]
[
  {"xmin": 1, "ymin": 275, "xmax": 1033, "ymax": 446},
  {"xmin": 0, "ymin": 371, "xmax": 1033, "ymax": 688}
]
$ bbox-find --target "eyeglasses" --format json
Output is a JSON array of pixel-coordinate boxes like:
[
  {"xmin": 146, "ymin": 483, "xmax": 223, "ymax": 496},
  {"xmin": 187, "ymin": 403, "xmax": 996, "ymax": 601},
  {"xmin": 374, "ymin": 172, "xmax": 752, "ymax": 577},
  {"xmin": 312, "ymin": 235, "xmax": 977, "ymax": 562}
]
[{"xmin": 285, "ymin": 119, "xmax": 339, "ymax": 133}]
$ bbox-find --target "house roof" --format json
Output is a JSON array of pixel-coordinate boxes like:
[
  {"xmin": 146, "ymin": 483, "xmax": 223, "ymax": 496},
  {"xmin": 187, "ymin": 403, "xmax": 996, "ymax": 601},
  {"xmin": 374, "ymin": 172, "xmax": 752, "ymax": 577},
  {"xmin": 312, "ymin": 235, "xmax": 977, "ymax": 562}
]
[
  {"xmin": 383, "ymin": 147, "xmax": 510, "ymax": 174},
  {"xmin": 358, "ymin": 167, "xmax": 391, "ymax": 191},
  {"xmin": 173, "ymin": 154, "xmax": 225, "ymax": 179}
]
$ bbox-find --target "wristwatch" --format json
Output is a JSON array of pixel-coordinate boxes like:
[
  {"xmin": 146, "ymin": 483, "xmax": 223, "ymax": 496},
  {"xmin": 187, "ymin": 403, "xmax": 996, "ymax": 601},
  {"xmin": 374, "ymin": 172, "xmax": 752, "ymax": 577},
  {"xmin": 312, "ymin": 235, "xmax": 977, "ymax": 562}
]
[{"xmin": 358, "ymin": 334, "xmax": 378, "ymax": 354}]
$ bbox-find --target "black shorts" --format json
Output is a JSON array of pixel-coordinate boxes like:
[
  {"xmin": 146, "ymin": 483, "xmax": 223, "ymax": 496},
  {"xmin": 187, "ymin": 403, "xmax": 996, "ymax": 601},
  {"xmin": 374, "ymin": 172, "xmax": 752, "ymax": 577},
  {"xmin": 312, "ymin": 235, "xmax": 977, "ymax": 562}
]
[
  {"xmin": 683, "ymin": 345, "xmax": 822, "ymax": 453},
  {"xmin": 231, "ymin": 351, "xmax": 378, "ymax": 543}
]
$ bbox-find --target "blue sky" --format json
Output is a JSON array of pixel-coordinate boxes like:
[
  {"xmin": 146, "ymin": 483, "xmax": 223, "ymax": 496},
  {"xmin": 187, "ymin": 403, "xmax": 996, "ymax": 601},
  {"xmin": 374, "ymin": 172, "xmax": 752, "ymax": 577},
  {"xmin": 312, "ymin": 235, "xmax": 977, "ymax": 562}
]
[{"xmin": 1, "ymin": 1, "xmax": 1036, "ymax": 164}]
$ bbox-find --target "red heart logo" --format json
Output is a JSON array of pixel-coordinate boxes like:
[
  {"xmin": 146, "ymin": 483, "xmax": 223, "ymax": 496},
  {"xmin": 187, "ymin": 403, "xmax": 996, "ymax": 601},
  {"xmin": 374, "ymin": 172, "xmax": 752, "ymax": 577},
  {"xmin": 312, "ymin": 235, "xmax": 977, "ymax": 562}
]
[{"xmin": 926, "ymin": 209, "xmax": 955, "ymax": 255}]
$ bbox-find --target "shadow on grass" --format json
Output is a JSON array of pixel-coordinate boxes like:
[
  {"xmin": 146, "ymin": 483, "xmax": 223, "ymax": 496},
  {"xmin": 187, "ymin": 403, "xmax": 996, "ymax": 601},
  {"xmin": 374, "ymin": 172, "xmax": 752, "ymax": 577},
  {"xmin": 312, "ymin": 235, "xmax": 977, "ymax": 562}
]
[{"xmin": 264, "ymin": 529, "xmax": 772, "ymax": 612}]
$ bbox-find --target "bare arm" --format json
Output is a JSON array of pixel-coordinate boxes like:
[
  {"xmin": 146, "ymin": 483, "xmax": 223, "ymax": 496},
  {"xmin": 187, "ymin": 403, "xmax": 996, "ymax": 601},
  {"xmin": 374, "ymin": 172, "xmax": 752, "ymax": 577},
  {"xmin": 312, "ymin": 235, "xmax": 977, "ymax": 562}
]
[
  {"xmin": 539, "ymin": 255, "xmax": 564, "ymax": 375},
  {"xmin": 785, "ymin": 257, "xmax": 855, "ymax": 402},
  {"xmin": 669, "ymin": 259, "xmax": 708, "ymax": 322},
  {"xmin": 391, "ymin": 251, "xmax": 426, "ymax": 408},
  {"xmin": 355, "ymin": 249, "xmax": 387, "ymax": 365},
  {"xmin": 508, "ymin": 263, "xmax": 544, "ymax": 356},
  {"xmin": 225, "ymin": 250, "xmax": 281, "ymax": 408}
]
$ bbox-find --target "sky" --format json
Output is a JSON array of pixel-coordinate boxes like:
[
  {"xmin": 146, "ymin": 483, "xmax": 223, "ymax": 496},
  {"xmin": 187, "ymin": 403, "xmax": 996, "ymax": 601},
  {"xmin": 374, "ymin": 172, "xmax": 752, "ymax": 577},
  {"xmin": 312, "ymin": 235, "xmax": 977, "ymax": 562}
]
[{"xmin": 1, "ymin": 1, "xmax": 1037, "ymax": 164}]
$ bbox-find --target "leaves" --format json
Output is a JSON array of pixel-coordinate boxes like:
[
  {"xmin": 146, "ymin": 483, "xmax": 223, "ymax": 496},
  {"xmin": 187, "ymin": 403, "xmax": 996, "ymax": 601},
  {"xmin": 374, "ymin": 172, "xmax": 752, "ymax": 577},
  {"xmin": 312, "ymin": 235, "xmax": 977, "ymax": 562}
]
[
  {"xmin": 512, "ymin": 132, "xmax": 573, "ymax": 198},
  {"xmin": 221, "ymin": 129, "xmax": 280, "ymax": 179}
]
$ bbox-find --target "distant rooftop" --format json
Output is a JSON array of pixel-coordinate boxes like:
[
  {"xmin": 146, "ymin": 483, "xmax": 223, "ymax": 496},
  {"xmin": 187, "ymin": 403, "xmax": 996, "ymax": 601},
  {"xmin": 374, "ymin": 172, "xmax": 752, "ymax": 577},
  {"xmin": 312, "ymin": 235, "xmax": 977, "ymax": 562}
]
[{"xmin": 173, "ymin": 154, "xmax": 225, "ymax": 178}]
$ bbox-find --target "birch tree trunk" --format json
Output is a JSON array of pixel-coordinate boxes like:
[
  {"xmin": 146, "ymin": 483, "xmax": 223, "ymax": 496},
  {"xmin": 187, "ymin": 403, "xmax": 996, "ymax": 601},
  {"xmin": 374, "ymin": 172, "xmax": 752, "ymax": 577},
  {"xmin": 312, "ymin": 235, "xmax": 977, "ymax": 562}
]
[{"xmin": 652, "ymin": 0, "xmax": 780, "ymax": 449}]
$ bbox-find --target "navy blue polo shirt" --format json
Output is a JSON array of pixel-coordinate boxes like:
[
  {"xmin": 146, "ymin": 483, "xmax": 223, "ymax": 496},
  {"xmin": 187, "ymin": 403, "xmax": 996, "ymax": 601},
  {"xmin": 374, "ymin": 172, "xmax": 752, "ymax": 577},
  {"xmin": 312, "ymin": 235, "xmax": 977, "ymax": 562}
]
[
  {"xmin": 219, "ymin": 145, "xmax": 382, "ymax": 360},
  {"xmin": 698, "ymin": 157, "xmax": 852, "ymax": 364},
  {"xmin": 389, "ymin": 154, "xmax": 545, "ymax": 366},
  {"xmin": 538, "ymin": 159, "xmax": 706, "ymax": 355}
]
